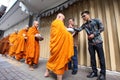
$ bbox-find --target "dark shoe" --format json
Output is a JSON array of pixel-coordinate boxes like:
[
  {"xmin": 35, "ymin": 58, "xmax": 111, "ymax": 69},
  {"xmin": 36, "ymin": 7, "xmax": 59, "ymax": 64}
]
[
  {"xmin": 33, "ymin": 64, "xmax": 38, "ymax": 68},
  {"xmin": 19, "ymin": 59, "xmax": 25, "ymax": 62},
  {"xmin": 72, "ymin": 70, "xmax": 78, "ymax": 75},
  {"xmin": 68, "ymin": 67, "xmax": 72, "ymax": 70},
  {"xmin": 13, "ymin": 56, "xmax": 16, "ymax": 59},
  {"xmin": 87, "ymin": 72, "xmax": 98, "ymax": 78},
  {"xmin": 97, "ymin": 74, "xmax": 106, "ymax": 80}
]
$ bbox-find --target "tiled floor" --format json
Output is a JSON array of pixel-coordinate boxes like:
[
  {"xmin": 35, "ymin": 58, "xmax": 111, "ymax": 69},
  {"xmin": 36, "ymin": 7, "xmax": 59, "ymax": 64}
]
[{"xmin": 0, "ymin": 55, "xmax": 120, "ymax": 80}]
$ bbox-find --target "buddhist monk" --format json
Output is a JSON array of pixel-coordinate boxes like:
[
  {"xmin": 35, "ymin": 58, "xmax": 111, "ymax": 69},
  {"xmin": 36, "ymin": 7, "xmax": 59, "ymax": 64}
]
[
  {"xmin": 44, "ymin": 13, "xmax": 74, "ymax": 80},
  {"xmin": 9, "ymin": 29, "xmax": 18, "ymax": 58},
  {"xmin": 26, "ymin": 21, "xmax": 40, "ymax": 70},
  {"xmin": 0, "ymin": 40, "xmax": 1, "ymax": 54},
  {"xmin": 1, "ymin": 35, "xmax": 10, "ymax": 56},
  {"xmin": 15, "ymin": 26, "xmax": 28, "ymax": 61},
  {"xmin": 0, "ymin": 37, "xmax": 5, "ymax": 54}
]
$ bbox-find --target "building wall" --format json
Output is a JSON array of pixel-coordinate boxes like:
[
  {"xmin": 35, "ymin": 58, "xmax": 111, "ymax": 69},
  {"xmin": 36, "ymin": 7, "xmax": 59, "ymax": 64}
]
[
  {"xmin": 39, "ymin": 0, "xmax": 120, "ymax": 71},
  {"xmin": 4, "ymin": 18, "xmax": 29, "ymax": 36},
  {"xmin": 40, "ymin": 26, "xmax": 50, "ymax": 58}
]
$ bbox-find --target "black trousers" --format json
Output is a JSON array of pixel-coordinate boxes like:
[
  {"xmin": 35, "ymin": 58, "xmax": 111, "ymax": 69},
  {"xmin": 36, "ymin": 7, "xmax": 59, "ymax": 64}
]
[{"xmin": 88, "ymin": 43, "xmax": 106, "ymax": 75}]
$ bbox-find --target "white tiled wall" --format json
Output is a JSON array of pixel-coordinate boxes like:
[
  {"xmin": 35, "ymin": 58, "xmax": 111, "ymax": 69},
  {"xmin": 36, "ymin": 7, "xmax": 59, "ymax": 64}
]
[{"xmin": 4, "ymin": 18, "xmax": 29, "ymax": 36}]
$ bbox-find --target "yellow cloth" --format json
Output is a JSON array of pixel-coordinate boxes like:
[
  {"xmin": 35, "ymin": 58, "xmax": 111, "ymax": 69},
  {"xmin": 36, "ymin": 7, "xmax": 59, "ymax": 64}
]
[
  {"xmin": 46, "ymin": 19, "xmax": 74, "ymax": 75},
  {"xmin": 26, "ymin": 26, "xmax": 40, "ymax": 65}
]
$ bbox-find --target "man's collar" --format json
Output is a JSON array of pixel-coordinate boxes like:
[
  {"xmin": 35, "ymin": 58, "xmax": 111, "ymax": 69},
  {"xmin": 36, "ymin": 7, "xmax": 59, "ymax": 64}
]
[{"xmin": 87, "ymin": 19, "xmax": 92, "ymax": 22}]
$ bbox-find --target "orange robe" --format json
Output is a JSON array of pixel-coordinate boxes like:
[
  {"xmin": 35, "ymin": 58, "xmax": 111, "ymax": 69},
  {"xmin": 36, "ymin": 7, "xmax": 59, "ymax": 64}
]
[
  {"xmin": 9, "ymin": 33, "xmax": 18, "ymax": 57},
  {"xmin": 15, "ymin": 29, "xmax": 27, "ymax": 60},
  {"xmin": 26, "ymin": 26, "xmax": 40, "ymax": 65},
  {"xmin": 46, "ymin": 19, "xmax": 74, "ymax": 75},
  {"xmin": 0, "ymin": 39, "xmax": 1, "ymax": 53},
  {"xmin": 2, "ymin": 35, "xmax": 10, "ymax": 55},
  {"xmin": 0, "ymin": 37, "xmax": 5, "ymax": 54}
]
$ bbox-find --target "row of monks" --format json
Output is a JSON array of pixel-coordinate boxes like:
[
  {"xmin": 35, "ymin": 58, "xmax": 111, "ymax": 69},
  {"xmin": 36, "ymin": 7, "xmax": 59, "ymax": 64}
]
[
  {"xmin": 0, "ymin": 21, "xmax": 41, "ymax": 70},
  {"xmin": 0, "ymin": 13, "xmax": 74, "ymax": 80}
]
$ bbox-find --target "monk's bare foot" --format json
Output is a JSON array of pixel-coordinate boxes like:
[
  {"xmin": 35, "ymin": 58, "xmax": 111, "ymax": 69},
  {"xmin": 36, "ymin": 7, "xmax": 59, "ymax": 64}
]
[
  {"xmin": 29, "ymin": 66, "xmax": 34, "ymax": 71},
  {"xmin": 25, "ymin": 60, "xmax": 27, "ymax": 63},
  {"xmin": 44, "ymin": 70, "xmax": 50, "ymax": 77}
]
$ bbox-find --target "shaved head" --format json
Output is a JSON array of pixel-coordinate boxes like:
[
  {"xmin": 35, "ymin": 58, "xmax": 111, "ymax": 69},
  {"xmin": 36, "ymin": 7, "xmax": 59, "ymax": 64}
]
[
  {"xmin": 56, "ymin": 13, "xmax": 65, "ymax": 21},
  {"xmin": 25, "ymin": 25, "xmax": 29, "ymax": 28},
  {"xmin": 14, "ymin": 28, "xmax": 18, "ymax": 33},
  {"xmin": 33, "ymin": 21, "xmax": 39, "ymax": 28},
  {"xmin": 24, "ymin": 25, "xmax": 29, "ymax": 30}
]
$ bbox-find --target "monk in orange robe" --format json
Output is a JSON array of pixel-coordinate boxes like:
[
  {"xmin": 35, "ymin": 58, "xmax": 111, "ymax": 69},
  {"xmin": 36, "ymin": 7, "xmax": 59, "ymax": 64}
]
[
  {"xmin": 2, "ymin": 35, "xmax": 10, "ymax": 56},
  {"xmin": 0, "ymin": 40, "xmax": 1, "ymax": 54},
  {"xmin": 44, "ymin": 13, "xmax": 74, "ymax": 80},
  {"xmin": 9, "ymin": 29, "xmax": 18, "ymax": 58},
  {"xmin": 26, "ymin": 21, "xmax": 40, "ymax": 70},
  {"xmin": 0, "ymin": 37, "xmax": 5, "ymax": 54},
  {"xmin": 15, "ymin": 26, "xmax": 28, "ymax": 61}
]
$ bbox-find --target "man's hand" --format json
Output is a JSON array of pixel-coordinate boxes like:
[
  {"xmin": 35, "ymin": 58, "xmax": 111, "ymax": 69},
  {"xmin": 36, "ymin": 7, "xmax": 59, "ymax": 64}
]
[
  {"xmin": 23, "ymin": 34, "xmax": 26, "ymax": 37},
  {"xmin": 68, "ymin": 24, "xmax": 73, "ymax": 28},
  {"xmin": 88, "ymin": 34, "xmax": 94, "ymax": 39},
  {"xmin": 72, "ymin": 31, "xmax": 78, "ymax": 37},
  {"xmin": 73, "ymin": 28, "xmax": 79, "ymax": 32},
  {"xmin": 10, "ymin": 43, "xmax": 13, "ymax": 46},
  {"xmin": 24, "ymin": 37, "xmax": 27, "ymax": 39}
]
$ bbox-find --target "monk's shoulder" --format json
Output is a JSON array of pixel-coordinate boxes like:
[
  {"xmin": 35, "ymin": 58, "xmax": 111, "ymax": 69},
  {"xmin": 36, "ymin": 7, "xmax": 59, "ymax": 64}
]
[
  {"xmin": 10, "ymin": 33, "xmax": 15, "ymax": 36},
  {"xmin": 29, "ymin": 27, "xmax": 33, "ymax": 30},
  {"xmin": 28, "ymin": 27, "xmax": 33, "ymax": 32}
]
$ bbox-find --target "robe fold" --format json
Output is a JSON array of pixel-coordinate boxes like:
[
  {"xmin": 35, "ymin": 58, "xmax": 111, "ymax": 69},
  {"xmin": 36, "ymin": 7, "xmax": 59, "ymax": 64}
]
[
  {"xmin": 15, "ymin": 29, "xmax": 27, "ymax": 60},
  {"xmin": 46, "ymin": 19, "xmax": 74, "ymax": 75},
  {"xmin": 9, "ymin": 33, "xmax": 18, "ymax": 57},
  {"xmin": 26, "ymin": 26, "xmax": 40, "ymax": 65}
]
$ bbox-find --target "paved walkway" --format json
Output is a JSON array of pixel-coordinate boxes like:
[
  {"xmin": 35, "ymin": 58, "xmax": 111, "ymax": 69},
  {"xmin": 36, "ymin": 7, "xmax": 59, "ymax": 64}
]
[{"xmin": 0, "ymin": 55, "xmax": 120, "ymax": 80}]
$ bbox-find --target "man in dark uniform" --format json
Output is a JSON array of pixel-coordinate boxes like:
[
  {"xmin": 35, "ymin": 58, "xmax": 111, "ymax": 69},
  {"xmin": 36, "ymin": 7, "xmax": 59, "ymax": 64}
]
[{"xmin": 74, "ymin": 11, "xmax": 106, "ymax": 80}]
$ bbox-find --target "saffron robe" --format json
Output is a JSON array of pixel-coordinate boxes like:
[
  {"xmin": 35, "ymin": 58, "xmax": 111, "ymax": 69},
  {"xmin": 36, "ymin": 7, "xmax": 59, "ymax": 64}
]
[
  {"xmin": 46, "ymin": 19, "xmax": 74, "ymax": 75},
  {"xmin": 0, "ymin": 38, "xmax": 5, "ymax": 54},
  {"xmin": 15, "ymin": 29, "xmax": 27, "ymax": 60},
  {"xmin": 2, "ymin": 35, "xmax": 10, "ymax": 55},
  {"xmin": 26, "ymin": 26, "xmax": 40, "ymax": 65},
  {"xmin": 9, "ymin": 33, "xmax": 18, "ymax": 57}
]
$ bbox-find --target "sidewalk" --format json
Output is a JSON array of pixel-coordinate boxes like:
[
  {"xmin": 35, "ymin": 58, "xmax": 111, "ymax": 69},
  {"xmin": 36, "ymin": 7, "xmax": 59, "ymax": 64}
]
[{"xmin": 0, "ymin": 55, "xmax": 120, "ymax": 80}]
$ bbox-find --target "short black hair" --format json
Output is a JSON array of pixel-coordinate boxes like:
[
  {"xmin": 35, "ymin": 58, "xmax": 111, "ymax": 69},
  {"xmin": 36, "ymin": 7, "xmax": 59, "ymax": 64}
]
[
  {"xmin": 68, "ymin": 18, "xmax": 74, "ymax": 21},
  {"xmin": 81, "ymin": 11, "xmax": 90, "ymax": 16}
]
